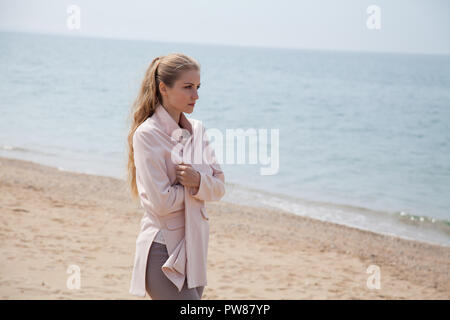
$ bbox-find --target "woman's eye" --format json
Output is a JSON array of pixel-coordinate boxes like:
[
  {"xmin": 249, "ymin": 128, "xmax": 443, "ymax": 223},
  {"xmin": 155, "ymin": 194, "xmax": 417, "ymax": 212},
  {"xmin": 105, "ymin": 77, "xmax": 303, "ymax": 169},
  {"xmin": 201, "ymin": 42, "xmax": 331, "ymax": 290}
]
[{"xmin": 185, "ymin": 86, "xmax": 200, "ymax": 89}]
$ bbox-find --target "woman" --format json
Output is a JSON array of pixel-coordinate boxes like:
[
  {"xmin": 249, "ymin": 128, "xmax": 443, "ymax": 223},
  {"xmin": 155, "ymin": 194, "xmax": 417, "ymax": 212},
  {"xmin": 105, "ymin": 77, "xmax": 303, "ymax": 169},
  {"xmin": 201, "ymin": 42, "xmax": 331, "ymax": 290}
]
[{"xmin": 126, "ymin": 53, "xmax": 226, "ymax": 300}]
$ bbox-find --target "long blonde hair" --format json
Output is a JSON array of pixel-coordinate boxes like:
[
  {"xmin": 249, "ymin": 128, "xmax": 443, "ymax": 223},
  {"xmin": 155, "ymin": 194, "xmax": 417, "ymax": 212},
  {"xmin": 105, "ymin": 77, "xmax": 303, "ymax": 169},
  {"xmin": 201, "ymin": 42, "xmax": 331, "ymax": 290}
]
[{"xmin": 126, "ymin": 53, "xmax": 201, "ymax": 199}]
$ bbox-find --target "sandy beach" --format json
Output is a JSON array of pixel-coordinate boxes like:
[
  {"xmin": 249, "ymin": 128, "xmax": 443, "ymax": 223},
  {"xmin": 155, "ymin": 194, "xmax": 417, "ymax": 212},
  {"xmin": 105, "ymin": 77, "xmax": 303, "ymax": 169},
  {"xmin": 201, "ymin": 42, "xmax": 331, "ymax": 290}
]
[{"xmin": 0, "ymin": 156, "xmax": 448, "ymax": 299}]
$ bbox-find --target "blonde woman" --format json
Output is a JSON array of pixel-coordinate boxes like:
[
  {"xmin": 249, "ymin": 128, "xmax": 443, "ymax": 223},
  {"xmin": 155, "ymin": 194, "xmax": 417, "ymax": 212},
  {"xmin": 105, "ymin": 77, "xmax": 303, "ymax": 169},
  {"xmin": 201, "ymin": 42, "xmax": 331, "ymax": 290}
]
[{"xmin": 127, "ymin": 53, "xmax": 226, "ymax": 300}]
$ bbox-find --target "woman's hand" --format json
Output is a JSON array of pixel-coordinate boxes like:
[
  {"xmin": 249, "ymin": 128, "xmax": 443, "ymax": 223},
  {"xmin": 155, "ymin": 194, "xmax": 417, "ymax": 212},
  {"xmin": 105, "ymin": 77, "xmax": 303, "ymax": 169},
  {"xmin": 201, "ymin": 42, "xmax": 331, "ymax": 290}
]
[{"xmin": 175, "ymin": 163, "xmax": 201, "ymax": 189}]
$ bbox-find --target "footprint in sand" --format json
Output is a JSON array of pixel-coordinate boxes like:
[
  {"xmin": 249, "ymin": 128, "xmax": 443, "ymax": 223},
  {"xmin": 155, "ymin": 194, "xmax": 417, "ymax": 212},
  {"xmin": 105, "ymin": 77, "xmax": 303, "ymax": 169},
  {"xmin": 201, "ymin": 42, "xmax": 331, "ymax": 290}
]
[
  {"xmin": 51, "ymin": 218, "xmax": 65, "ymax": 224},
  {"xmin": 261, "ymin": 274, "xmax": 270, "ymax": 280},
  {"xmin": 218, "ymin": 285, "xmax": 232, "ymax": 290},
  {"xmin": 234, "ymin": 287, "xmax": 249, "ymax": 294}
]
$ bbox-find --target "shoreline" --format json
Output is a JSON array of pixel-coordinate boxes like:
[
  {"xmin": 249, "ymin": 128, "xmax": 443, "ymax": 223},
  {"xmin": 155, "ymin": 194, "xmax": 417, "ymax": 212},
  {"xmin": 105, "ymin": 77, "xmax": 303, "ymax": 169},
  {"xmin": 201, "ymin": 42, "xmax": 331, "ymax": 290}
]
[
  {"xmin": 221, "ymin": 182, "xmax": 450, "ymax": 248},
  {"xmin": 3, "ymin": 149, "xmax": 449, "ymax": 247},
  {"xmin": 0, "ymin": 156, "xmax": 448, "ymax": 299}
]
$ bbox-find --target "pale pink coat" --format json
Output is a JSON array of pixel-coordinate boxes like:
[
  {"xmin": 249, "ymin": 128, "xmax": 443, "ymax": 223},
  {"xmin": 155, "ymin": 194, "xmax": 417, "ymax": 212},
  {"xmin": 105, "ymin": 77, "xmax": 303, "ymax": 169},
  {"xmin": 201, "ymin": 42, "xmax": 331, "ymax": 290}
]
[{"xmin": 129, "ymin": 103, "xmax": 226, "ymax": 297}]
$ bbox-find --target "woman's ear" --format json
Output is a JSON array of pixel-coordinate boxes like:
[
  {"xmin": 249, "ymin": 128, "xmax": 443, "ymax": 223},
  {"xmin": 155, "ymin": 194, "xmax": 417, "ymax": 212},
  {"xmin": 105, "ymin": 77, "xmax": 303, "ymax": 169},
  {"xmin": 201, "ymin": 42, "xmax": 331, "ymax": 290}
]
[{"xmin": 159, "ymin": 81, "xmax": 167, "ymax": 97}]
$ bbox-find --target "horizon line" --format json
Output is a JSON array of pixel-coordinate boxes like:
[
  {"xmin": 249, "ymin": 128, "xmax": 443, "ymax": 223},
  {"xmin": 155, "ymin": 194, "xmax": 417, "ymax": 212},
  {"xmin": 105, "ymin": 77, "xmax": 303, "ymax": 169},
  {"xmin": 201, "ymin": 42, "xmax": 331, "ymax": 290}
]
[{"xmin": 1, "ymin": 28, "xmax": 450, "ymax": 57}]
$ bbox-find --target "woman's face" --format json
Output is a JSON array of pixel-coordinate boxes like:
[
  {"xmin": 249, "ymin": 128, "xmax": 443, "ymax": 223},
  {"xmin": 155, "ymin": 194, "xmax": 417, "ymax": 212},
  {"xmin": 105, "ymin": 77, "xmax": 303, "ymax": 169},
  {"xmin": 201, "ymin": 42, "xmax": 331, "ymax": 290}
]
[{"xmin": 159, "ymin": 69, "xmax": 200, "ymax": 114}]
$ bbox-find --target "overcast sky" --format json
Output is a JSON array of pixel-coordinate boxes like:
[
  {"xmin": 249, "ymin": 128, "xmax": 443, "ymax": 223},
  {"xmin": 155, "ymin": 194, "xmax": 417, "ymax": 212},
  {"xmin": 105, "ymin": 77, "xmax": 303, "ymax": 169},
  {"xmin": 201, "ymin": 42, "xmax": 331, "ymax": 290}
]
[{"xmin": 1, "ymin": 0, "xmax": 449, "ymax": 54}]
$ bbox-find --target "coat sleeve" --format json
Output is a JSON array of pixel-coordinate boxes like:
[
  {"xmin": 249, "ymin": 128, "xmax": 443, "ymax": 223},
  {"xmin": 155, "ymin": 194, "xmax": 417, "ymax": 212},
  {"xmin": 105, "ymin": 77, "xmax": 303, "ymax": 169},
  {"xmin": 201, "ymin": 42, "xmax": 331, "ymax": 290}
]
[
  {"xmin": 133, "ymin": 129, "xmax": 185, "ymax": 217},
  {"xmin": 189, "ymin": 125, "xmax": 226, "ymax": 202}
]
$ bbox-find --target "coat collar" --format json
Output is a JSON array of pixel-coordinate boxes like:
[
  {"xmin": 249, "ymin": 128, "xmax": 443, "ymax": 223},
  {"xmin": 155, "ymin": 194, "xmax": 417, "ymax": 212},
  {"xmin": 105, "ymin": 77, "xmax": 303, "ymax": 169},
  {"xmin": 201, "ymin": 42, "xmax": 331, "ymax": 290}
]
[{"xmin": 153, "ymin": 103, "xmax": 193, "ymax": 138}]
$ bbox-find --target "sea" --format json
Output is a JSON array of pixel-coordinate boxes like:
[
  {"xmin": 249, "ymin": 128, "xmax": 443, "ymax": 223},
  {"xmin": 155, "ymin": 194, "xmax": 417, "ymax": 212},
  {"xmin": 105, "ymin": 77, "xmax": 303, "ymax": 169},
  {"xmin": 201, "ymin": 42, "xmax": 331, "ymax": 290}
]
[{"xmin": 1, "ymin": 31, "xmax": 449, "ymax": 246}]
